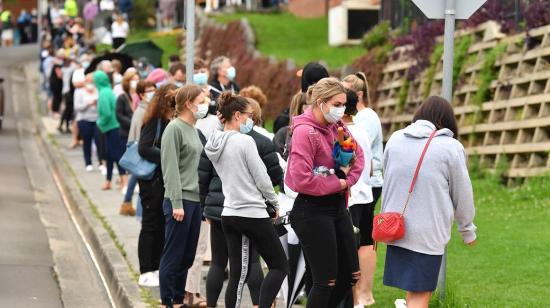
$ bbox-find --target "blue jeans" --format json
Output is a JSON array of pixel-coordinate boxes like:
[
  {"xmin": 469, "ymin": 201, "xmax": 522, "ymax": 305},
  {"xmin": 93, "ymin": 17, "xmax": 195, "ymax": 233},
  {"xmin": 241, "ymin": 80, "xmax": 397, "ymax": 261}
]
[
  {"xmin": 123, "ymin": 174, "xmax": 138, "ymax": 203},
  {"xmin": 104, "ymin": 128, "xmax": 126, "ymax": 181},
  {"xmin": 159, "ymin": 199, "xmax": 202, "ymax": 305},
  {"xmin": 77, "ymin": 121, "xmax": 100, "ymax": 166}
]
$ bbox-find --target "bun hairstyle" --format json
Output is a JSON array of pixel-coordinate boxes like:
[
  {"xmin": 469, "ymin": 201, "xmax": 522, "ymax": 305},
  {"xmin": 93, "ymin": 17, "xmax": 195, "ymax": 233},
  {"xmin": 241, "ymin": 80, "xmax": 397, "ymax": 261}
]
[
  {"xmin": 307, "ymin": 77, "xmax": 346, "ymax": 107},
  {"xmin": 143, "ymin": 83, "xmax": 178, "ymax": 124},
  {"xmin": 175, "ymin": 84, "xmax": 204, "ymax": 116},
  {"xmin": 217, "ymin": 91, "xmax": 249, "ymax": 122},
  {"xmin": 342, "ymin": 72, "xmax": 369, "ymax": 106}
]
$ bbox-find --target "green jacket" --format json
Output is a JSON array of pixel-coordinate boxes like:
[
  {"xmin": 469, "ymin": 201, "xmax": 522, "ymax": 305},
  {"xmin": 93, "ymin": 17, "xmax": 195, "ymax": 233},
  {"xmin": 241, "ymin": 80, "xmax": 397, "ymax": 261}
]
[
  {"xmin": 94, "ymin": 71, "xmax": 119, "ymax": 133},
  {"xmin": 64, "ymin": 0, "xmax": 78, "ymax": 18}
]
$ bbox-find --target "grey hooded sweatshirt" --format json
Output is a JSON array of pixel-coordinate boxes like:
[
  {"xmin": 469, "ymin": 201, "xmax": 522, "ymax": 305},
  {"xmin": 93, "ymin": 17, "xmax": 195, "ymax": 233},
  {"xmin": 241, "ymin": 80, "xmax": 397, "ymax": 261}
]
[
  {"xmin": 204, "ymin": 130, "xmax": 278, "ymax": 219},
  {"xmin": 382, "ymin": 120, "xmax": 476, "ymax": 255}
]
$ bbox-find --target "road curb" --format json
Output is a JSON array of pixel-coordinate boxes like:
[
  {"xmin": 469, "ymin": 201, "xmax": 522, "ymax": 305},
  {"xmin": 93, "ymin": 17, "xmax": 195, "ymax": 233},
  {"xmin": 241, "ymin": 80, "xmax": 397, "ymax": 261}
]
[{"xmin": 23, "ymin": 65, "xmax": 148, "ymax": 308}]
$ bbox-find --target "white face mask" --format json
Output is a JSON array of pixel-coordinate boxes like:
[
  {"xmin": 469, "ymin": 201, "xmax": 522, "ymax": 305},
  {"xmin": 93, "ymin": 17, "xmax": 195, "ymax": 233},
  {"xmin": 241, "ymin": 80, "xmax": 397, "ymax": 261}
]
[
  {"xmin": 193, "ymin": 103, "xmax": 209, "ymax": 120},
  {"xmin": 321, "ymin": 102, "xmax": 345, "ymax": 123},
  {"xmin": 130, "ymin": 80, "xmax": 138, "ymax": 89},
  {"xmin": 145, "ymin": 92, "xmax": 154, "ymax": 102},
  {"xmin": 85, "ymin": 84, "xmax": 95, "ymax": 91}
]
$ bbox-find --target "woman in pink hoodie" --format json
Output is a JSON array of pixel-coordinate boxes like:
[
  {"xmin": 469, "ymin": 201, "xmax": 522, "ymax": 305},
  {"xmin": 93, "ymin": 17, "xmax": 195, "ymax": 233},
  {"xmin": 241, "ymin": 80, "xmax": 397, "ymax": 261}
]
[{"xmin": 285, "ymin": 78, "xmax": 365, "ymax": 308}]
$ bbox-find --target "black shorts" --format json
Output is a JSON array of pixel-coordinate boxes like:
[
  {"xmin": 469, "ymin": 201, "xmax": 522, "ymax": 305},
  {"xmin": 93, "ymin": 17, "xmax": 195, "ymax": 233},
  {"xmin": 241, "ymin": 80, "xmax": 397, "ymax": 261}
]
[
  {"xmin": 349, "ymin": 203, "xmax": 375, "ymax": 246},
  {"xmin": 349, "ymin": 186, "xmax": 382, "ymax": 246}
]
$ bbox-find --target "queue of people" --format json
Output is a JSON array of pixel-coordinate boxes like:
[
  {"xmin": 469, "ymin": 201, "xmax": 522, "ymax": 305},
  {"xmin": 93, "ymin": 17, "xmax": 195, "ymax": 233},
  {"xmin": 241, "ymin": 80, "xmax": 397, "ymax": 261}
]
[{"xmin": 43, "ymin": 30, "xmax": 476, "ymax": 307}]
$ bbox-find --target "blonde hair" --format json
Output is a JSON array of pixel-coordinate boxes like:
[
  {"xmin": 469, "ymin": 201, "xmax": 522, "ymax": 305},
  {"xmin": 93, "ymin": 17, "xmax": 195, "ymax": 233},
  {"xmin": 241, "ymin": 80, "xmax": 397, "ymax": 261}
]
[
  {"xmin": 175, "ymin": 84, "xmax": 204, "ymax": 116},
  {"xmin": 240, "ymin": 85, "xmax": 267, "ymax": 110},
  {"xmin": 342, "ymin": 72, "xmax": 369, "ymax": 106},
  {"xmin": 307, "ymin": 77, "xmax": 346, "ymax": 107},
  {"xmin": 246, "ymin": 97, "xmax": 262, "ymax": 125},
  {"xmin": 121, "ymin": 69, "xmax": 138, "ymax": 95}
]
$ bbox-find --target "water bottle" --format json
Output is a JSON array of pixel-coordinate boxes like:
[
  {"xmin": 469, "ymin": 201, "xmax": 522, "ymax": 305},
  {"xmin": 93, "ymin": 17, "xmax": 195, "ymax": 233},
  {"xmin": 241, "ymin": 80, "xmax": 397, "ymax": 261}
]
[{"xmin": 312, "ymin": 166, "xmax": 335, "ymax": 177}]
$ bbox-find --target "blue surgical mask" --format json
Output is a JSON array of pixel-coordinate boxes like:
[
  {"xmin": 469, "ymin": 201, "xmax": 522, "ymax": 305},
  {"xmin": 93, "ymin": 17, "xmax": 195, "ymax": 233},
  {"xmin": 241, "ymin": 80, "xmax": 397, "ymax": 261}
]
[
  {"xmin": 193, "ymin": 72, "xmax": 208, "ymax": 85},
  {"xmin": 239, "ymin": 117, "xmax": 254, "ymax": 134},
  {"xmin": 226, "ymin": 66, "xmax": 236, "ymax": 81},
  {"xmin": 174, "ymin": 81, "xmax": 184, "ymax": 88}
]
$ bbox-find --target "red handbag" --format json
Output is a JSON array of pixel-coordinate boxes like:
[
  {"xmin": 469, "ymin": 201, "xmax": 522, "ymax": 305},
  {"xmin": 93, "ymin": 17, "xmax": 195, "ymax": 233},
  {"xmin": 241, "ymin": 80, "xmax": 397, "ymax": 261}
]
[{"xmin": 372, "ymin": 130, "xmax": 437, "ymax": 244}]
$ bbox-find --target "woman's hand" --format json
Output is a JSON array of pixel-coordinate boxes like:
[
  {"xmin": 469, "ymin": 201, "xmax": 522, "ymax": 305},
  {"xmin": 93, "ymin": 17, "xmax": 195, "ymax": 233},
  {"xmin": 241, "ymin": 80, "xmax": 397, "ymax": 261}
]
[
  {"xmin": 340, "ymin": 165, "xmax": 351, "ymax": 175},
  {"xmin": 272, "ymin": 209, "xmax": 280, "ymax": 221},
  {"xmin": 173, "ymin": 208, "xmax": 185, "ymax": 222},
  {"xmin": 216, "ymin": 111, "xmax": 225, "ymax": 124},
  {"xmin": 339, "ymin": 179, "xmax": 348, "ymax": 190}
]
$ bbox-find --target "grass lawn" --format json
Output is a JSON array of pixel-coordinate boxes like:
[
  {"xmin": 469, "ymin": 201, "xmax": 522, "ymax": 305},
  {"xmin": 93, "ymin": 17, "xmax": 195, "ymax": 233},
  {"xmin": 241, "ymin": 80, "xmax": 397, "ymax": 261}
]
[
  {"xmin": 369, "ymin": 175, "xmax": 550, "ymax": 307},
  {"xmin": 97, "ymin": 28, "xmax": 181, "ymax": 70},
  {"xmin": 213, "ymin": 12, "xmax": 366, "ymax": 69}
]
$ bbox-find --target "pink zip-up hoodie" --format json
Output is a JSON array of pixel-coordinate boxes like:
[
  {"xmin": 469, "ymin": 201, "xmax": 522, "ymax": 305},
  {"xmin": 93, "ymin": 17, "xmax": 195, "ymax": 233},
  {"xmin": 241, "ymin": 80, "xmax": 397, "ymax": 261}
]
[{"xmin": 285, "ymin": 108, "xmax": 365, "ymax": 196}]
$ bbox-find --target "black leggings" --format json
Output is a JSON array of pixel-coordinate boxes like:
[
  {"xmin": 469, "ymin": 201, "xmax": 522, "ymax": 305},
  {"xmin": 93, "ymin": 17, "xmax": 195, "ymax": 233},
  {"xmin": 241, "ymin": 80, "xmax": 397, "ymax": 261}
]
[
  {"xmin": 59, "ymin": 92, "xmax": 74, "ymax": 130},
  {"xmin": 206, "ymin": 219, "xmax": 264, "ymax": 307},
  {"xmin": 137, "ymin": 176, "xmax": 165, "ymax": 273},
  {"xmin": 290, "ymin": 193, "xmax": 360, "ymax": 308},
  {"xmin": 222, "ymin": 216, "xmax": 289, "ymax": 308}
]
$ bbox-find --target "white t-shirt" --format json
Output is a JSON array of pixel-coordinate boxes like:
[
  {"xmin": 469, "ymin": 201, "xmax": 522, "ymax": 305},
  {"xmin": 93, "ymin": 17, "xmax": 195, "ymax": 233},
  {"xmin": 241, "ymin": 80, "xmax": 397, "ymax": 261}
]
[
  {"xmin": 111, "ymin": 21, "xmax": 129, "ymax": 39},
  {"xmin": 347, "ymin": 123, "xmax": 373, "ymax": 206},
  {"xmin": 354, "ymin": 108, "xmax": 384, "ymax": 187}
]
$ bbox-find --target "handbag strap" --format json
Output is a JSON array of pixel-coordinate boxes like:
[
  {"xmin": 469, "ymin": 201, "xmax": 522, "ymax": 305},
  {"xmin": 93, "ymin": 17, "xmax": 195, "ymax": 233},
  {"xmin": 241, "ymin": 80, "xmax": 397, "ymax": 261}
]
[
  {"xmin": 401, "ymin": 130, "xmax": 437, "ymax": 216},
  {"xmin": 152, "ymin": 118, "xmax": 161, "ymax": 147}
]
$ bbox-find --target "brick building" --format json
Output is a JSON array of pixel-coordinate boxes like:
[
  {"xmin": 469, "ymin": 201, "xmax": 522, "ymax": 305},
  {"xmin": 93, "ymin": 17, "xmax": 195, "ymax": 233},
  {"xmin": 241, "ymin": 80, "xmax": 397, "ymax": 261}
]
[
  {"xmin": 1, "ymin": 0, "xmax": 37, "ymax": 17},
  {"xmin": 289, "ymin": 0, "xmax": 380, "ymax": 18}
]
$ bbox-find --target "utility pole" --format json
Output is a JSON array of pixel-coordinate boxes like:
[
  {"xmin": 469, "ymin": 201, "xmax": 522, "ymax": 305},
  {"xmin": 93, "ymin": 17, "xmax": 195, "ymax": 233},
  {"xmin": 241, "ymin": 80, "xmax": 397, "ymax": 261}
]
[{"xmin": 184, "ymin": 0, "xmax": 195, "ymax": 83}]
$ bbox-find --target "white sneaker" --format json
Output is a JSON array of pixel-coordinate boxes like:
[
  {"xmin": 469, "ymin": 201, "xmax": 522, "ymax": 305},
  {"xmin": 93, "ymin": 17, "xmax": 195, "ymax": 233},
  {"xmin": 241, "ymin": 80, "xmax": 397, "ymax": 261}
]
[
  {"xmin": 99, "ymin": 165, "xmax": 107, "ymax": 176},
  {"xmin": 138, "ymin": 271, "xmax": 159, "ymax": 287},
  {"xmin": 121, "ymin": 186, "xmax": 128, "ymax": 195},
  {"xmin": 395, "ymin": 299, "xmax": 407, "ymax": 308},
  {"xmin": 85, "ymin": 165, "xmax": 94, "ymax": 172}
]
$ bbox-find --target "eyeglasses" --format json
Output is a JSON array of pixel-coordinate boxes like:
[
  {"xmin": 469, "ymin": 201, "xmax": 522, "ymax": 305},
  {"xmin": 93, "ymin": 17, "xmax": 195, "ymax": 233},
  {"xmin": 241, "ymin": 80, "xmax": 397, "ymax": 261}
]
[{"xmin": 240, "ymin": 111, "xmax": 254, "ymax": 117}]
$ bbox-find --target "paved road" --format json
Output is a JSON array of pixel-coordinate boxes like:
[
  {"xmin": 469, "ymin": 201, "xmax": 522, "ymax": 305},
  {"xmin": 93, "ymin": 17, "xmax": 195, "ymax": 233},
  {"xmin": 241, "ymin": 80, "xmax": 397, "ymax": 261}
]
[{"xmin": 0, "ymin": 45, "xmax": 111, "ymax": 307}]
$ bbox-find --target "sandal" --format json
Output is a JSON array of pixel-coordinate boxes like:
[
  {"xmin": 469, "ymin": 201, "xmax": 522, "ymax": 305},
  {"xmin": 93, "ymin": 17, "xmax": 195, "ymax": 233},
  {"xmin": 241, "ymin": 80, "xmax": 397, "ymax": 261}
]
[
  {"xmin": 185, "ymin": 292, "xmax": 207, "ymax": 307},
  {"xmin": 101, "ymin": 181, "xmax": 112, "ymax": 190}
]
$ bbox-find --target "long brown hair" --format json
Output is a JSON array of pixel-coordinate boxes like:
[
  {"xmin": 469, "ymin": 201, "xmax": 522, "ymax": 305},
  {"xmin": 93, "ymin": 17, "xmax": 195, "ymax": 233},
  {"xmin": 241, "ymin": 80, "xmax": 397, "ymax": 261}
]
[
  {"xmin": 413, "ymin": 96, "xmax": 458, "ymax": 138},
  {"xmin": 175, "ymin": 84, "xmax": 204, "ymax": 116},
  {"xmin": 143, "ymin": 83, "xmax": 178, "ymax": 125}
]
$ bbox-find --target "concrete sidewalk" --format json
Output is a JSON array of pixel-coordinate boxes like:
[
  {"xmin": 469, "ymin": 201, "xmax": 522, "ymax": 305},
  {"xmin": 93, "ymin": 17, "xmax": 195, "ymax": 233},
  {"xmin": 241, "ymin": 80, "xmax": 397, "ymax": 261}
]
[{"xmin": 41, "ymin": 117, "xmax": 255, "ymax": 307}]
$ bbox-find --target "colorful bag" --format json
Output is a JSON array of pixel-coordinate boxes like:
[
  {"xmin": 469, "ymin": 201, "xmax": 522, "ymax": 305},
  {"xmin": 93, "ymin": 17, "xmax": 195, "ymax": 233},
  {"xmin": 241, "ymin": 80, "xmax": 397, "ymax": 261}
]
[{"xmin": 372, "ymin": 130, "xmax": 437, "ymax": 243}]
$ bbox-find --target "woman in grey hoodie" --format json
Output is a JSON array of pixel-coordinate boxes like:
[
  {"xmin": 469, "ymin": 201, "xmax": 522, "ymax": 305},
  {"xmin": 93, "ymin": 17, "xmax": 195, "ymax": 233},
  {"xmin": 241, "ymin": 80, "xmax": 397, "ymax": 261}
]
[
  {"xmin": 205, "ymin": 92, "xmax": 288, "ymax": 308},
  {"xmin": 381, "ymin": 96, "xmax": 476, "ymax": 308}
]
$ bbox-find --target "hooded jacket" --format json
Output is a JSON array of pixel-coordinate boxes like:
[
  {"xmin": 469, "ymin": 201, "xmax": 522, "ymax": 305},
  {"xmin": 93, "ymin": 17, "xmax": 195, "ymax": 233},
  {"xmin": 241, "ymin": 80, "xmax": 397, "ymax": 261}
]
[
  {"xmin": 94, "ymin": 71, "xmax": 119, "ymax": 133},
  {"xmin": 285, "ymin": 108, "xmax": 365, "ymax": 196},
  {"xmin": 199, "ymin": 129, "xmax": 283, "ymax": 221},
  {"xmin": 382, "ymin": 120, "xmax": 476, "ymax": 255},
  {"xmin": 116, "ymin": 93, "xmax": 133, "ymax": 139},
  {"xmin": 204, "ymin": 130, "xmax": 278, "ymax": 219}
]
